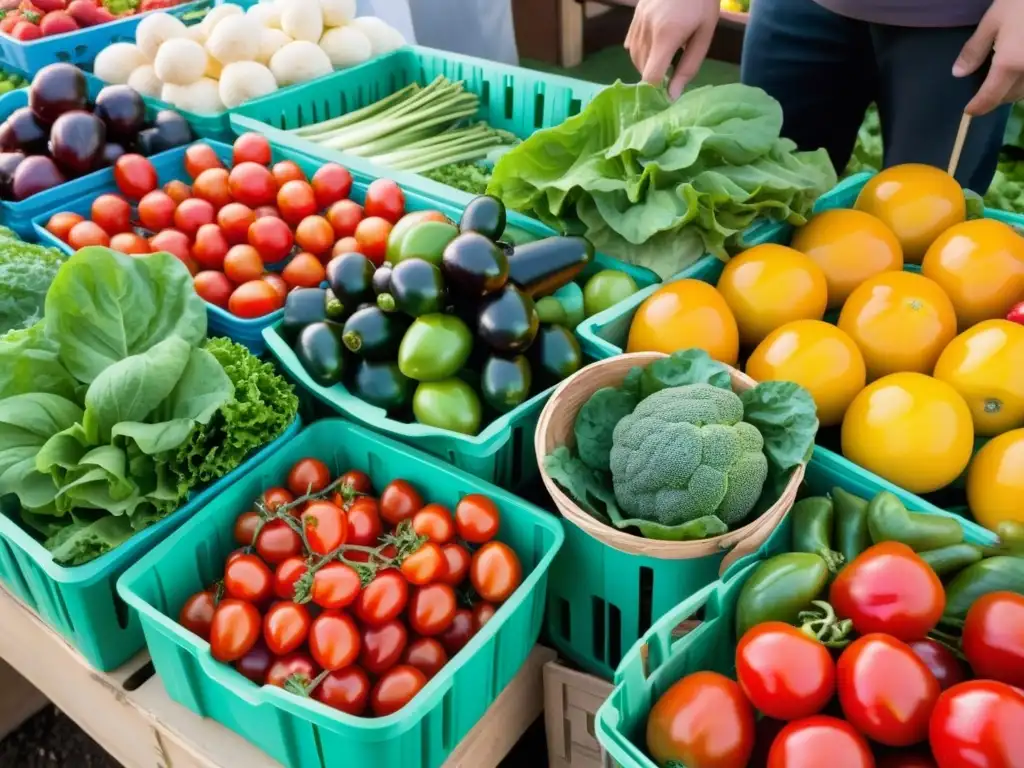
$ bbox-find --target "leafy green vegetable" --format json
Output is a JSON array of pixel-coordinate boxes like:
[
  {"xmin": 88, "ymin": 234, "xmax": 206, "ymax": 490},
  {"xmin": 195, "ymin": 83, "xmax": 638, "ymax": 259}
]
[
  {"xmin": 0, "ymin": 230, "xmax": 65, "ymax": 338},
  {"xmin": 740, "ymin": 381, "xmax": 819, "ymax": 476},
  {"xmin": 488, "ymin": 82, "xmax": 837, "ymax": 278},
  {"xmin": 574, "ymin": 386, "xmax": 639, "ymax": 472},
  {"xmin": 421, "ymin": 162, "xmax": 492, "ymax": 196},
  {"xmin": 639, "ymin": 349, "xmax": 732, "ymax": 399}
]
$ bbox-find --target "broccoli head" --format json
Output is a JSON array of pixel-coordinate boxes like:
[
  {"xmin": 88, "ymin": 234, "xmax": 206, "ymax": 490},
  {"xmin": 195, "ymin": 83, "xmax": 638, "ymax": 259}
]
[{"xmin": 609, "ymin": 384, "xmax": 768, "ymax": 528}]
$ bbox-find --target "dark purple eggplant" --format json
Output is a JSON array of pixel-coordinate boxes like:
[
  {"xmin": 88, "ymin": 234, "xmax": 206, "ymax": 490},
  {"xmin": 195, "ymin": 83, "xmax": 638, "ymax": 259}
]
[
  {"xmin": 49, "ymin": 111, "xmax": 105, "ymax": 176},
  {"xmin": 0, "ymin": 107, "xmax": 49, "ymax": 155},
  {"xmin": 0, "ymin": 152, "xmax": 25, "ymax": 199},
  {"xmin": 29, "ymin": 63, "xmax": 87, "ymax": 125},
  {"xmin": 94, "ymin": 85, "xmax": 145, "ymax": 142},
  {"xmin": 12, "ymin": 156, "xmax": 65, "ymax": 200},
  {"xmin": 136, "ymin": 110, "xmax": 192, "ymax": 155},
  {"xmin": 98, "ymin": 143, "xmax": 126, "ymax": 168}
]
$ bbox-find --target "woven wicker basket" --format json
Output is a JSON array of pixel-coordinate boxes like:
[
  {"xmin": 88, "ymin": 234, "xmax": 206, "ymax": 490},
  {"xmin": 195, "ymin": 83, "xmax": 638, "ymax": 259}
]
[{"xmin": 535, "ymin": 352, "xmax": 804, "ymax": 574}]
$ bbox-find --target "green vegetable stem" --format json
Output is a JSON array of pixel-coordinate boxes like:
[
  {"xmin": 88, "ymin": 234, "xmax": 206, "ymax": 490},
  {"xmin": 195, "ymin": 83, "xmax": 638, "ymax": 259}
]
[
  {"xmin": 944, "ymin": 556, "xmax": 1024, "ymax": 621},
  {"xmin": 791, "ymin": 497, "xmax": 844, "ymax": 573},
  {"xmin": 832, "ymin": 487, "xmax": 870, "ymax": 563},
  {"xmin": 866, "ymin": 491, "xmax": 963, "ymax": 551},
  {"xmin": 735, "ymin": 552, "xmax": 830, "ymax": 636},
  {"xmin": 919, "ymin": 543, "xmax": 986, "ymax": 577},
  {"xmin": 798, "ymin": 600, "xmax": 853, "ymax": 648}
]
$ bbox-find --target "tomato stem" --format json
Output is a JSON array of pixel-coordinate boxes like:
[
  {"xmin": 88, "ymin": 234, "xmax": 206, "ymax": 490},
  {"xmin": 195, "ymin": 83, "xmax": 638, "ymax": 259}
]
[{"xmin": 798, "ymin": 600, "xmax": 853, "ymax": 648}]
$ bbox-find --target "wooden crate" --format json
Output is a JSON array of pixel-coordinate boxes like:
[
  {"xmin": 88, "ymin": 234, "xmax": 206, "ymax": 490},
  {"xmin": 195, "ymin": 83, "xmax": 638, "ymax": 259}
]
[
  {"xmin": 0, "ymin": 585, "xmax": 555, "ymax": 768},
  {"xmin": 543, "ymin": 661, "xmax": 614, "ymax": 768}
]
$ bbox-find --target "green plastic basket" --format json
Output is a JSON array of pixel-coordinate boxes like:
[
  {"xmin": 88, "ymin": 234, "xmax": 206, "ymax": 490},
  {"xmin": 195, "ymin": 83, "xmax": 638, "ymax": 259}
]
[
  {"xmin": 117, "ymin": 418, "xmax": 563, "ymax": 768},
  {"xmin": 594, "ymin": 451, "xmax": 999, "ymax": 768}
]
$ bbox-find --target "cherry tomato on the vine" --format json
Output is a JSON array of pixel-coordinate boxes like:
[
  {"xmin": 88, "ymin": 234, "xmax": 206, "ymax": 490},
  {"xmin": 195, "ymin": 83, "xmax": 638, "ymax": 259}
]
[
  {"xmin": 265, "ymin": 652, "xmax": 318, "ymax": 689},
  {"xmin": 233, "ymin": 510, "xmax": 260, "ymax": 546},
  {"xmin": 209, "ymin": 599, "xmax": 262, "ymax": 662},
  {"xmin": 380, "ymin": 480, "xmax": 423, "ymax": 527},
  {"xmin": 338, "ymin": 469, "xmax": 373, "ymax": 497},
  {"xmin": 440, "ymin": 544, "xmax": 471, "ymax": 587},
  {"xmin": 766, "ymin": 716, "xmax": 873, "ymax": 768},
  {"xmin": 311, "ymin": 561, "xmax": 361, "ymax": 610},
  {"xmin": 308, "ymin": 611, "xmax": 361, "ymax": 671},
  {"xmin": 371, "ymin": 665, "xmax": 427, "ymax": 717},
  {"xmin": 409, "ymin": 583, "xmax": 457, "ymax": 637},
  {"xmin": 262, "ymin": 486, "xmax": 294, "ymax": 512},
  {"xmin": 263, "ymin": 601, "xmax": 311, "ymax": 656},
  {"xmin": 360, "ymin": 619, "xmax": 408, "ymax": 675},
  {"xmin": 470, "ymin": 542, "xmax": 522, "ymax": 604},
  {"xmin": 455, "ymin": 494, "xmax": 500, "ymax": 543},
  {"xmin": 274, "ymin": 557, "xmax": 308, "ymax": 600},
  {"xmin": 439, "ymin": 608, "xmax": 475, "ymax": 656},
  {"xmin": 179, "ymin": 590, "xmax": 216, "ymax": 641},
  {"xmin": 255, "ymin": 519, "xmax": 303, "ymax": 565},
  {"xmin": 355, "ymin": 570, "xmax": 409, "ymax": 627},
  {"xmin": 413, "ymin": 504, "xmax": 455, "ymax": 544},
  {"xmin": 287, "ymin": 458, "xmax": 331, "ymax": 496},
  {"xmin": 346, "ymin": 497, "xmax": 383, "ymax": 547},
  {"xmin": 314, "ymin": 666, "xmax": 370, "ymax": 716},
  {"xmin": 962, "ymin": 591, "xmax": 1024, "ymax": 688},
  {"xmin": 400, "ymin": 542, "xmax": 446, "ymax": 586},
  {"xmin": 224, "ymin": 554, "xmax": 273, "ymax": 604},
  {"xmin": 302, "ymin": 501, "xmax": 348, "ymax": 555},
  {"xmin": 403, "ymin": 637, "xmax": 448, "ymax": 679}
]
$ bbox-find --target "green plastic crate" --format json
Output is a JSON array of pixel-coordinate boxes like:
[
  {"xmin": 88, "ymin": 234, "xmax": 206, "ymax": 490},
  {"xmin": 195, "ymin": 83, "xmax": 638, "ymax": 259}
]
[
  {"xmin": 594, "ymin": 451, "xmax": 999, "ymax": 768},
  {"xmin": 117, "ymin": 418, "xmax": 563, "ymax": 768}
]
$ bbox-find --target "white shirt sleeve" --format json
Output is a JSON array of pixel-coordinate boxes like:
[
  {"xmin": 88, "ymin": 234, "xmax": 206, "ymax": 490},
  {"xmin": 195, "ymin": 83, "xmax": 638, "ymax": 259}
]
[{"xmin": 408, "ymin": 0, "xmax": 519, "ymax": 65}]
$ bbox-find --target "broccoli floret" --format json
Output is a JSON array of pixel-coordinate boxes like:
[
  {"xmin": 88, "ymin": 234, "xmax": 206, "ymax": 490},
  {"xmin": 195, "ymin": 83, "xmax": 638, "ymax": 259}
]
[{"xmin": 609, "ymin": 384, "xmax": 768, "ymax": 528}]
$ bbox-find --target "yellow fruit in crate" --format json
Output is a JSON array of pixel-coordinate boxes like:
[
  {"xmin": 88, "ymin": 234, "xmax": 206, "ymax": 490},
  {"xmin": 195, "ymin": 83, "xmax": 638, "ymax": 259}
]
[
  {"xmin": 933, "ymin": 319, "xmax": 1024, "ymax": 437},
  {"xmin": 855, "ymin": 164, "xmax": 966, "ymax": 263},
  {"xmin": 838, "ymin": 271, "xmax": 957, "ymax": 380},
  {"xmin": 747, "ymin": 320, "xmax": 866, "ymax": 427},
  {"xmin": 921, "ymin": 219, "xmax": 1024, "ymax": 329},
  {"xmin": 716, "ymin": 244, "xmax": 828, "ymax": 348},
  {"xmin": 967, "ymin": 429, "xmax": 1024, "ymax": 531},
  {"xmin": 842, "ymin": 372, "xmax": 974, "ymax": 494},
  {"xmin": 627, "ymin": 279, "xmax": 739, "ymax": 365},
  {"xmin": 790, "ymin": 208, "xmax": 904, "ymax": 308}
]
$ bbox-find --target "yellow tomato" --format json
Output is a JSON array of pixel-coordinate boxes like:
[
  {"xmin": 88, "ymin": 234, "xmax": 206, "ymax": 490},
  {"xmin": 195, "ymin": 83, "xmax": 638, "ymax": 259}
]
[
  {"xmin": 747, "ymin": 320, "xmax": 866, "ymax": 427},
  {"xmin": 921, "ymin": 219, "xmax": 1024, "ymax": 329},
  {"xmin": 842, "ymin": 372, "xmax": 974, "ymax": 494},
  {"xmin": 716, "ymin": 244, "xmax": 828, "ymax": 348},
  {"xmin": 933, "ymin": 319, "xmax": 1024, "ymax": 437},
  {"xmin": 854, "ymin": 164, "xmax": 965, "ymax": 263},
  {"xmin": 967, "ymin": 429, "xmax": 1024, "ymax": 531},
  {"xmin": 791, "ymin": 208, "xmax": 904, "ymax": 308},
  {"xmin": 837, "ymin": 271, "xmax": 958, "ymax": 380},
  {"xmin": 627, "ymin": 279, "xmax": 739, "ymax": 364}
]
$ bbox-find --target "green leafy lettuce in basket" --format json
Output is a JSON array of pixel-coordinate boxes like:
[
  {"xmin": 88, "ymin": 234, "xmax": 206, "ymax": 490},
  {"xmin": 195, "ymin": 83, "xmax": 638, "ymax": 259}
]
[
  {"xmin": 0, "ymin": 247, "xmax": 298, "ymax": 565},
  {"xmin": 544, "ymin": 350, "xmax": 819, "ymax": 541}
]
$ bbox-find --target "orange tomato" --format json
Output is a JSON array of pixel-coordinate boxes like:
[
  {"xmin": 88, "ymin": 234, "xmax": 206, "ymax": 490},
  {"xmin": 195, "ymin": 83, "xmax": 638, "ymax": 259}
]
[
  {"xmin": 747, "ymin": 320, "xmax": 866, "ymax": 427},
  {"xmin": 933, "ymin": 319, "xmax": 1024, "ymax": 436},
  {"xmin": 627, "ymin": 279, "xmax": 739, "ymax": 365},
  {"xmin": 967, "ymin": 429, "xmax": 1024, "ymax": 531},
  {"xmin": 790, "ymin": 208, "xmax": 904, "ymax": 308},
  {"xmin": 841, "ymin": 372, "xmax": 974, "ymax": 494},
  {"xmin": 854, "ymin": 164, "xmax": 965, "ymax": 263},
  {"xmin": 921, "ymin": 219, "xmax": 1024, "ymax": 329},
  {"xmin": 716, "ymin": 244, "xmax": 828, "ymax": 348},
  {"xmin": 837, "ymin": 271, "xmax": 957, "ymax": 380}
]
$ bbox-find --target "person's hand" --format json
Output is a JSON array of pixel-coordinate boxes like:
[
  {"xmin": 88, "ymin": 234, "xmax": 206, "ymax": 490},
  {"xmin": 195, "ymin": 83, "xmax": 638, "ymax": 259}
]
[
  {"xmin": 954, "ymin": 0, "xmax": 1024, "ymax": 115},
  {"xmin": 625, "ymin": 0, "xmax": 720, "ymax": 99}
]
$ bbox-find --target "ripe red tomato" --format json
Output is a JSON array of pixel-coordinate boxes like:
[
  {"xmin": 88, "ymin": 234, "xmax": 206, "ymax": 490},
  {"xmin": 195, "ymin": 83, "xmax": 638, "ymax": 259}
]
[
  {"xmin": 224, "ymin": 553, "xmax": 273, "ymax": 604},
  {"xmin": 308, "ymin": 611, "xmax": 361, "ymax": 671},
  {"xmin": 261, "ymin": 487, "xmax": 293, "ymax": 513},
  {"xmin": 265, "ymin": 652, "xmax": 318, "ymax": 689},
  {"xmin": 185, "ymin": 143, "xmax": 224, "ymax": 179},
  {"xmin": 380, "ymin": 479, "xmax": 423, "ymax": 527},
  {"xmin": 287, "ymin": 458, "xmax": 331, "ymax": 496},
  {"xmin": 282, "ymin": 252, "xmax": 327, "ymax": 289},
  {"xmin": 332, "ymin": 236, "xmax": 360, "ymax": 258},
  {"xmin": 90, "ymin": 193, "xmax": 131, "ymax": 234},
  {"xmin": 138, "ymin": 191, "xmax": 177, "ymax": 232},
  {"xmin": 273, "ymin": 556, "xmax": 308, "ymax": 600},
  {"xmin": 233, "ymin": 133, "xmax": 272, "ymax": 166},
  {"xmin": 191, "ymin": 223, "xmax": 230, "ymax": 270},
  {"xmin": 829, "ymin": 542, "xmax": 944, "ymax": 641},
  {"xmin": 338, "ymin": 470, "xmax": 373, "ymax": 496},
  {"xmin": 962, "ymin": 591, "xmax": 1024, "ymax": 688},
  {"xmin": 311, "ymin": 562, "xmax": 362, "ymax": 610},
  {"xmin": 837, "ymin": 633, "xmax": 939, "ymax": 747},
  {"xmin": 767, "ymin": 716, "xmax": 873, "ymax": 768},
  {"xmin": 209, "ymin": 599, "xmax": 262, "ymax": 662},
  {"xmin": 355, "ymin": 570, "xmax": 409, "ymax": 627},
  {"xmin": 68, "ymin": 220, "xmax": 110, "ymax": 249},
  {"xmin": 248, "ymin": 216, "xmax": 294, "ymax": 263},
  {"xmin": 272, "ymin": 160, "xmax": 306, "ymax": 186},
  {"xmin": 163, "ymin": 179, "xmax": 192, "ymax": 204},
  {"xmin": 403, "ymin": 637, "xmax": 448, "ymax": 679},
  {"xmin": 409, "ymin": 583, "xmax": 457, "ymax": 637},
  {"xmin": 233, "ymin": 510, "xmax": 260, "ymax": 545},
  {"xmin": 229, "ymin": 162, "xmax": 277, "ymax": 208},
  {"xmin": 930, "ymin": 680, "xmax": 1024, "ymax": 767},
  {"xmin": 455, "ymin": 495, "xmax": 500, "ymax": 543},
  {"xmin": 346, "ymin": 497, "xmax": 383, "ymax": 547},
  {"xmin": 223, "ymin": 244, "xmax": 265, "ymax": 284},
  {"xmin": 647, "ymin": 671, "xmax": 755, "ymax": 768},
  {"xmin": 178, "ymin": 590, "xmax": 216, "ymax": 641},
  {"xmin": 360, "ymin": 619, "xmax": 408, "ymax": 675},
  {"xmin": 150, "ymin": 229, "xmax": 192, "ymax": 266},
  {"xmin": 470, "ymin": 542, "xmax": 522, "ymax": 604},
  {"xmin": 371, "ymin": 665, "xmax": 427, "ymax": 717},
  {"xmin": 254, "ymin": 205, "xmax": 280, "ymax": 220},
  {"xmin": 110, "ymin": 232, "xmax": 151, "ymax": 255},
  {"xmin": 907, "ymin": 639, "xmax": 967, "ymax": 691},
  {"xmin": 217, "ymin": 202, "xmax": 256, "ymax": 245},
  {"xmin": 262, "ymin": 273, "xmax": 288, "ymax": 300},
  {"xmin": 302, "ymin": 501, "xmax": 348, "ymax": 555},
  {"xmin": 363, "ymin": 178, "xmax": 405, "ymax": 223},
  {"xmin": 354, "ymin": 216, "xmax": 392, "ymax": 265},
  {"xmin": 736, "ymin": 622, "xmax": 836, "ymax": 721},
  {"xmin": 295, "ymin": 215, "xmax": 335, "ymax": 258},
  {"xmin": 194, "ymin": 271, "xmax": 234, "ymax": 308},
  {"xmin": 192, "ymin": 167, "xmax": 232, "ymax": 210},
  {"xmin": 228, "ymin": 280, "xmax": 283, "ymax": 319},
  {"xmin": 326, "ymin": 200, "xmax": 363, "ymax": 239},
  {"xmin": 235, "ymin": 640, "xmax": 273, "ymax": 684},
  {"xmin": 45, "ymin": 211, "xmax": 84, "ymax": 242},
  {"xmin": 312, "ymin": 163, "xmax": 353, "ymax": 209},
  {"xmin": 439, "ymin": 607, "xmax": 475, "ymax": 655},
  {"xmin": 472, "ymin": 601, "xmax": 497, "ymax": 632},
  {"xmin": 174, "ymin": 198, "xmax": 217, "ymax": 239},
  {"xmin": 277, "ymin": 180, "xmax": 318, "ymax": 226},
  {"xmin": 114, "ymin": 154, "xmax": 158, "ymax": 200},
  {"xmin": 440, "ymin": 544, "xmax": 471, "ymax": 587},
  {"xmin": 400, "ymin": 542, "xmax": 446, "ymax": 586},
  {"xmin": 314, "ymin": 667, "xmax": 370, "ymax": 716},
  {"xmin": 263, "ymin": 601, "xmax": 311, "ymax": 656},
  {"xmin": 412, "ymin": 504, "xmax": 455, "ymax": 544},
  {"xmin": 255, "ymin": 519, "xmax": 303, "ymax": 565}
]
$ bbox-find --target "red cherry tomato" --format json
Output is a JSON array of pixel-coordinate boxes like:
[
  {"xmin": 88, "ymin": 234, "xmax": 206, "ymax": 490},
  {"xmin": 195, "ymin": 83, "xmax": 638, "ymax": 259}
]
[
  {"xmin": 163, "ymin": 179, "xmax": 191, "ymax": 204},
  {"xmin": 271, "ymin": 160, "xmax": 306, "ymax": 186},
  {"xmin": 254, "ymin": 205, "xmax": 280, "ymax": 219},
  {"xmin": 224, "ymin": 553, "xmax": 273, "ymax": 603},
  {"xmin": 193, "ymin": 167, "xmax": 233, "ymax": 209},
  {"xmin": 403, "ymin": 637, "xmax": 448, "ymax": 679},
  {"xmin": 174, "ymin": 198, "xmax": 216, "ymax": 238},
  {"xmin": 331, "ymin": 236, "xmax": 360, "ymax": 258},
  {"xmin": 217, "ymin": 202, "xmax": 256, "ymax": 245},
  {"xmin": 114, "ymin": 154, "xmax": 158, "ymax": 200},
  {"xmin": 326, "ymin": 199, "xmax": 363, "ymax": 239},
  {"xmin": 312, "ymin": 163, "xmax": 353, "ymax": 209},
  {"xmin": 355, "ymin": 570, "xmax": 409, "ymax": 627},
  {"xmin": 400, "ymin": 542, "xmax": 446, "ymax": 586},
  {"xmin": 440, "ymin": 544, "xmax": 471, "ymax": 587},
  {"xmin": 346, "ymin": 497, "xmax": 383, "ymax": 547},
  {"xmin": 438, "ymin": 607, "xmax": 474, "ymax": 656},
  {"xmin": 178, "ymin": 590, "xmax": 216, "ymax": 641},
  {"xmin": 338, "ymin": 470, "xmax": 373, "ymax": 496},
  {"xmin": 277, "ymin": 180, "xmax": 318, "ymax": 226},
  {"xmin": 150, "ymin": 229, "xmax": 192, "ymax": 266},
  {"xmin": 408, "ymin": 583, "xmax": 457, "ymax": 637},
  {"xmin": 837, "ymin": 633, "xmax": 940, "ymax": 747},
  {"xmin": 308, "ymin": 611, "xmax": 361, "ymax": 671},
  {"xmin": 110, "ymin": 232, "xmax": 151, "ymax": 255},
  {"xmin": 371, "ymin": 665, "xmax": 427, "ymax": 717},
  {"xmin": 354, "ymin": 216, "xmax": 392, "ymax": 266},
  {"xmin": 282, "ymin": 252, "xmax": 327, "ymax": 289},
  {"xmin": 455, "ymin": 494, "xmax": 500, "ymax": 543},
  {"xmin": 273, "ymin": 556, "xmax": 308, "ymax": 600},
  {"xmin": 470, "ymin": 542, "xmax": 522, "ymax": 604},
  {"xmin": 829, "ymin": 542, "xmax": 944, "ymax": 641},
  {"xmin": 311, "ymin": 561, "xmax": 362, "ymax": 610},
  {"xmin": 314, "ymin": 667, "xmax": 370, "ymax": 716},
  {"xmin": 767, "ymin": 716, "xmax": 873, "ymax": 768},
  {"xmin": 360, "ymin": 619, "xmax": 408, "ymax": 675},
  {"xmin": 295, "ymin": 215, "xmax": 335, "ymax": 258},
  {"xmin": 193, "ymin": 271, "xmax": 233, "ymax": 308},
  {"xmin": 228, "ymin": 279, "xmax": 282, "ymax": 319},
  {"xmin": 230, "ymin": 162, "xmax": 277, "ymax": 209},
  {"xmin": 223, "ymin": 244, "xmax": 265, "ymax": 284},
  {"xmin": 255, "ymin": 519, "xmax": 303, "ymax": 565},
  {"xmin": 233, "ymin": 134, "xmax": 272, "ymax": 166},
  {"xmin": 209, "ymin": 599, "xmax": 262, "ymax": 662},
  {"xmin": 234, "ymin": 640, "xmax": 273, "ymax": 684},
  {"xmin": 363, "ymin": 178, "xmax": 405, "ymax": 223},
  {"xmin": 646, "ymin": 671, "xmax": 755, "ymax": 768},
  {"xmin": 265, "ymin": 652, "xmax": 318, "ymax": 689},
  {"xmin": 262, "ymin": 273, "xmax": 288, "ymax": 300},
  {"xmin": 68, "ymin": 220, "xmax": 110, "ymax": 249},
  {"xmin": 302, "ymin": 501, "xmax": 348, "ymax": 555},
  {"xmin": 248, "ymin": 215, "xmax": 294, "ymax": 263},
  {"xmin": 412, "ymin": 504, "xmax": 455, "ymax": 544},
  {"xmin": 233, "ymin": 510, "xmax": 260, "ymax": 546},
  {"xmin": 929, "ymin": 680, "xmax": 1024, "ymax": 768},
  {"xmin": 736, "ymin": 621, "xmax": 836, "ymax": 721},
  {"xmin": 472, "ymin": 601, "xmax": 497, "ymax": 632},
  {"xmin": 379, "ymin": 479, "xmax": 423, "ymax": 527},
  {"xmin": 45, "ymin": 211, "xmax": 84, "ymax": 242},
  {"xmin": 287, "ymin": 458, "xmax": 330, "ymax": 496},
  {"xmin": 261, "ymin": 486, "xmax": 294, "ymax": 512},
  {"xmin": 138, "ymin": 191, "xmax": 177, "ymax": 232},
  {"xmin": 91, "ymin": 193, "xmax": 131, "ymax": 234},
  {"xmin": 962, "ymin": 591, "xmax": 1024, "ymax": 688},
  {"xmin": 907, "ymin": 639, "xmax": 968, "ymax": 691},
  {"xmin": 263, "ymin": 601, "xmax": 311, "ymax": 656},
  {"xmin": 185, "ymin": 143, "xmax": 224, "ymax": 179},
  {"xmin": 191, "ymin": 223, "xmax": 230, "ymax": 270}
]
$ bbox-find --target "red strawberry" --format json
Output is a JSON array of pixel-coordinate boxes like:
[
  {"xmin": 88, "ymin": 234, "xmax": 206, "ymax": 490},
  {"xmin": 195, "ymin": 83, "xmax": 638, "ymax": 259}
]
[
  {"xmin": 11, "ymin": 19, "xmax": 40, "ymax": 38},
  {"xmin": 39, "ymin": 9, "xmax": 76, "ymax": 33}
]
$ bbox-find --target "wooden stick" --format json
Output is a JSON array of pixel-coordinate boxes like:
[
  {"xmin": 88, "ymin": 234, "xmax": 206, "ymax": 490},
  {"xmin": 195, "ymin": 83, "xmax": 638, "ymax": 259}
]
[{"xmin": 948, "ymin": 113, "xmax": 972, "ymax": 177}]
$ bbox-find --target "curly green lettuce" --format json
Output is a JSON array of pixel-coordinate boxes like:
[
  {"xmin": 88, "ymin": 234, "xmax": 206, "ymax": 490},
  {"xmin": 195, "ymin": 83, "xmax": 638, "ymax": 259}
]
[{"xmin": 0, "ymin": 232, "xmax": 65, "ymax": 338}]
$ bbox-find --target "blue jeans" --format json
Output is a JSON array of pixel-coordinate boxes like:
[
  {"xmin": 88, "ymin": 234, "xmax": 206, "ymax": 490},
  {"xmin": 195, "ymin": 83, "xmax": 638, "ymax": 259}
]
[{"xmin": 741, "ymin": 0, "xmax": 1010, "ymax": 192}]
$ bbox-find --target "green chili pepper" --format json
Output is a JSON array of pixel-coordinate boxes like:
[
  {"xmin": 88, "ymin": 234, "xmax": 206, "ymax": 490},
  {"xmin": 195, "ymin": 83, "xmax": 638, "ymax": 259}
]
[
  {"xmin": 735, "ymin": 553, "xmax": 830, "ymax": 637},
  {"xmin": 919, "ymin": 543, "xmax": 985, "ymax": 577},
  {"xmin": 832, "ymin": 487, "xmax": 870, "ymax": 563},
  {"xmin": 791, "ymin": 497, "xmax": 844, "ymax": 572},
  {"xmin": 997, "ymin": 521, "xmax": 1024, "ymax": 553},
  {"xmin": 866, "ymin": 491, "xmax": 963, "ymax": 551},
  {"xmin": 944, "ymin": 556, "xmax": 1024, "ymax": 621}
]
